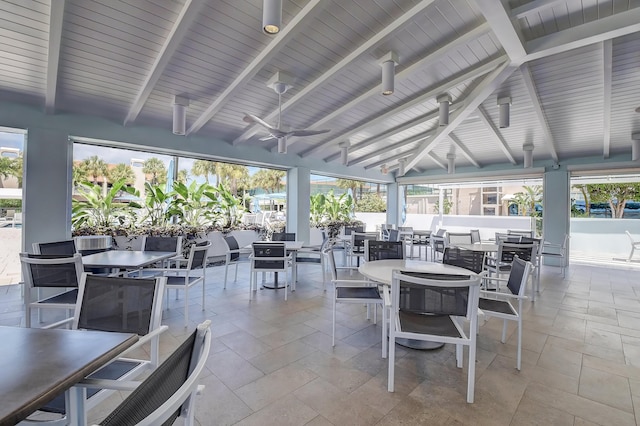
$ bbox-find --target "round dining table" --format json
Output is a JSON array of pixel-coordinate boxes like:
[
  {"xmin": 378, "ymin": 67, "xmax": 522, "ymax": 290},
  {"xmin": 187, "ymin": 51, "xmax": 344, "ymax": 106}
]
[
  {"xmin": 453, "ymin": 242, "xmax": 499, "ymax": 252},
  {"xmin": 358, "ymin": 259, "xmax": 478, "ymax": 350}
]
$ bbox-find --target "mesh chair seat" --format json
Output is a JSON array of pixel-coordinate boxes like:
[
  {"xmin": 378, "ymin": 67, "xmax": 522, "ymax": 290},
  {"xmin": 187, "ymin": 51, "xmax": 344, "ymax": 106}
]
[
  {"xmin": 398, "ymin": 311, "xmax": 462, "ymax": 337},
  {"xmin": 165, "ymin": 275, "xmax": 202, "ymax": 286},
  {"xmin": 38, "ymin": 289, "xmax": 78, "ymax": 305},
  {"xmin": 478, "ymin": 298, "xmax": 516, "ymax": 315},
  {"xmin": 336, "ymin": 286, "xmax": 380, "ymax": 299}
]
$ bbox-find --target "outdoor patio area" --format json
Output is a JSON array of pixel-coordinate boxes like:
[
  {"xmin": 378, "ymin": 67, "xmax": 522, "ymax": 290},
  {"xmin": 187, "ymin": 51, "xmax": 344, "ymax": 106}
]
[{"xmin": 1, "ymin": 258, "xmax": 639, "ymax": 425}]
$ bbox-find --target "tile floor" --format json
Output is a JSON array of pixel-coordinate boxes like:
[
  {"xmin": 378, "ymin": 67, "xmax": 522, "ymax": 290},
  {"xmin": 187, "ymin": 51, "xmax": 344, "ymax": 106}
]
[{"xmin": 3, "ymin": 259, "xmax": 640, "ymax": 425}]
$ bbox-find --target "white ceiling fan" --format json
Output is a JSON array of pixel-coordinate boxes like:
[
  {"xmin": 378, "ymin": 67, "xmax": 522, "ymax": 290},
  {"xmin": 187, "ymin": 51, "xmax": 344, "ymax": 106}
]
[{"xmin": 243, "ymin": 81, "xmax": 330, "ymax": 153}]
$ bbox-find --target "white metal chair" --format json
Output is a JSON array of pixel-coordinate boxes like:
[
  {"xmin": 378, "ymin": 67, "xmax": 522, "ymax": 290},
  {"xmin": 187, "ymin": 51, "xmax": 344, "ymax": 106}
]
[
  {"xmin": 222, "ymin": 235, "xmax": 251, "ymax": 288},
  {"xmin": 325, "ymin": 246, "xmax": 386, "ymax": 357},
  {"xmin": 20, "ymin": 252, "xmax": 84, "ymax": 328},
  {"xmin": 430, "ymin": 228, "xmax": 447, "ymax": 260},
  {"xmin": 625, "ymin": 231, "xmax": 640, "ymax": 261},
  {"xmin": 539, "ymin": 234, "xmax": 569, "ymax": 279},
  {"xmin": 22, "ymin": 273, "xmax": 168, "ymax": 425},
  {"xmin": 386, "ymin": 270, "xmax": 481, "ymax": 402},
  {"xmin": 479, "ymin": 256, "xmax": 533, "ymax": 370},
  {"xmin": 88, "ymin": 320, "xmax": 211, "ymax": 426},
  {"xmin": 250, "ymin": 242, "xmax": 293, "ymax": 300}
]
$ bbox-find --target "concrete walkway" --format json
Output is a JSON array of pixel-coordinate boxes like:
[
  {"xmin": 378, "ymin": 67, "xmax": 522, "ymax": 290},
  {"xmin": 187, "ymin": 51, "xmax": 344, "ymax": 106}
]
[{"xmin": 0, "ymin": 228, "xmax": 21, "ymax": 285}]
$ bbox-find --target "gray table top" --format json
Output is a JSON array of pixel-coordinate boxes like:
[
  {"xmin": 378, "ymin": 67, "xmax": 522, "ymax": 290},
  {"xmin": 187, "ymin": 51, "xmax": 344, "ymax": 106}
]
[
  {"xmin": 246, "ymin": 241, "xmax": 304, "ymax": 250},
  {"xmin": 0, "ymin": 326, "xmax": 137, "ymax": 425},
  {"xmin": 358, "ymin": 259, "xmax": 476, "ymax": 285},
  {"xmin": 454, "ymin": 243, "xmax": 499, "ymax": 252},
  {"xmin": 82, "ymin": 250, "xmax": 176, "ymax": 269}
]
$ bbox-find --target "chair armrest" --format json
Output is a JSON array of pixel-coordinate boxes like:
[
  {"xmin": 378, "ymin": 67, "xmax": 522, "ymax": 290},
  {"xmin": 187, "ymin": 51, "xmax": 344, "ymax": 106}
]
[
  {"xmin": 78, "ymin": 378, "xmax": 141, "ymax": 391},
  {"xmin": 480, "ymin": 290, "xmax": 528, "ymax": 300},
  {"xmin": 42, "ymin": 317, "xmax": 74, "ymax": 329},
  {"xmin": 118, "ymin": 325, "xmax": 169, "ymax": 358}
]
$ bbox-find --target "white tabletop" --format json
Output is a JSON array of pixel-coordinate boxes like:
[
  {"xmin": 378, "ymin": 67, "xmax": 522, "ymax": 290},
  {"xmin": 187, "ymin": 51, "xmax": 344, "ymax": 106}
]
[
  {"xmin": 247, "ymin": 241, "xmax": 304, "ymax": 250},
  {"xmin": 82, "ymin": 250, "xmax": 176, "ymax": 269},
  {"xmin": 358, "ymin": 259, "xmax": 477, "ymax": 285},
  {"xmin": 453, "ymin": 243, "xmax": 499, "ymax": 252}
]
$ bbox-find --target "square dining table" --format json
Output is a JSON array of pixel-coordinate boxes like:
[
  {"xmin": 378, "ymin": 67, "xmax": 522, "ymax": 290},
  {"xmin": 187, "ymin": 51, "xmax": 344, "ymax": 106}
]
[
  {"xmin": 0, "ymin": 326, "xmax": 138, "ymax": 425},
  {"xmin": 81, "ymin": 250, "xmax": 177, "ymax": 270}
]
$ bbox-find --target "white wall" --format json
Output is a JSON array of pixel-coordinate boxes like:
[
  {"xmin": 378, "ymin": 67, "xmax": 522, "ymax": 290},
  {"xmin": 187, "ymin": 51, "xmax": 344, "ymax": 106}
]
[{"xmin": 571, "ymin": 218, "xmax": 640, "ymax": 260}]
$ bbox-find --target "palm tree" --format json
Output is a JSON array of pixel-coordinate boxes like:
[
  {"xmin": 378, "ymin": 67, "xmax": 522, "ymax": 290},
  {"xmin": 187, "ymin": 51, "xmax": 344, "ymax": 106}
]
[
  {"xmin": 142, "ymin": 157, "xmax": 167, "ymax": 186},
  {"xmin": 0, "ymin": 157, "xmax": 13, "ymax": 188},
  {"xmin": 72, "ymin": 163, "xmax": 88, "ymax": 188},
  {"xmin": 336, "ymin": 178, "xmax": 365, "ymax": 203},
  {"xmin": 82, "ymin": 155, "xmax": 108, "ymax": 185},
  {"xmin": 109, "ymin": 163, "xmax": 135, "ymax": 186},
  {"xmin": 251, "ymin": 169, "xmax": 285, "ymax": 193},
  {"xmin": 218, "ymin": 163, "xmax": 249, "ymax": 195},
  {"xmin": 191, "ymin": 160, "xmax": 218, "ymax": 184},
  {"xmin": 177, "ymin": 169, "xmax": 189, "ymax": 184}
]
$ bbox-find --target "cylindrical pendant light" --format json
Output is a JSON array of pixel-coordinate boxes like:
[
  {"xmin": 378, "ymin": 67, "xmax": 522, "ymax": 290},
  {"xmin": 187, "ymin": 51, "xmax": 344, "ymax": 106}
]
[
  {"xmin": 379, "ymin": 52, "xmax": 399, "ymax": 96},
  {"xmin": 339, "ymin": 141, "xmax": 350, "ymax": 165},
  {"xmin": 397, "ymin": 158, "xmax": 406, "ymax": 176},
  {"xmin": 498, "ymin": 96, "xmax": 511, "ymax": 128},
  {"xmin": 632, "ymin": 133, "xmax": 640, "ymax": 161},
  {"xmin": 262, "ymin": 0, "xmax": 282, "ymax": 34},
  {"xmin": 446, "ymin": 153, "xmax": 456, "ymax": 174},
  {"xmin": 437, "ymin": 94, "xmax": 452, "ymax": 126},
  {"xmin": 523, "ymin": 144, "xmax": 534, "ymax": 168},
  {"xmin": 173, "ymin": 96, "xmax": 189, "ymax": 135},
  {"xmin": 278, "ymin": 138, "xmax": 287, "ymax": 154}
]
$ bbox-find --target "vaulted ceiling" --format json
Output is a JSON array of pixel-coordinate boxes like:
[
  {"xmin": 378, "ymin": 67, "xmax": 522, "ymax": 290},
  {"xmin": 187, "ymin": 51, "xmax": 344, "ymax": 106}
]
[{"xmin": 2, "ymin": 0, "xmax": 640, "ymax": 179}]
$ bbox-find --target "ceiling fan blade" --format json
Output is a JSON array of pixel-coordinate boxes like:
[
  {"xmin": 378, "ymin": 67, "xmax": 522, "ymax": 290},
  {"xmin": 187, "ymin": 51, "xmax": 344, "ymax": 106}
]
[
  {"xmin": 243, "ymin": 113, "xmax": 276, "ymax": 130},
  {"xmin": 287, "ymin": 129, "xmax": 331, "ymax": 137},
  {"xmin": 259, "ymin": 135, "xmax": 275, "ymax": 141}
]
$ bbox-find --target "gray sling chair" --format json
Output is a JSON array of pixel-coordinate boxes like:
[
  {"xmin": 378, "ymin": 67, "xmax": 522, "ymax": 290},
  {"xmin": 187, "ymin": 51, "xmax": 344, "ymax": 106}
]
[
  {"xmin": 22, "ymin": 273, "xmax": 168, "ymax": 425},
  {"xmin": 91, "ymin": 320, "xmax": 212, "ymax": 426}
]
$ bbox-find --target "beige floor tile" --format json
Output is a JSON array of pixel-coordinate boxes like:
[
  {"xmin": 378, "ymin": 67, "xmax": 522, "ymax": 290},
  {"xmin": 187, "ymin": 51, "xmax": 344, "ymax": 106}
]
[
  {"xmin": 219, "ymin": 329, "xmax": 275, "ymax": 360},
  {"xmin": 583, "ymin": 354, "xmax": 640, "ymax": 381},
  {"xmin": 578, "ymin": 366, "xmax": 633, "ymax": 413},
  {"xmin": 234, "ymin": 364, "xmax": 318, "ymax": 411},
  {"xmin": 233, "ymin": 395, "xmax": 318, "ymax": 426},
  {"xmin": 295, "ymin": 350, "xmax": 374, "ymax": 393},
  {"xmin": 303, "ymin": 415, "xmax": 335, "ymax": 426},
  {"xmin": 249, "ymin": 340, "xmax": 318, "ymax": 374},
  {"xmin": 537, "ymin": 343, "xmax": 583, "ymax": 378},
  {"xmin": 193, "ymin": 373, "xmax": 254, "ymax": 426},
  {"xmin": 258, "ymin": 323, "xmax": 318, "ymax": 348},
  {"xmin": 205, "ymin": 348, "xmax": 265, "ymax": 390},
  {"xmin": 300, "ymin": 330, "xmax": 363, "ymax": 361},
  {"xmin": 510, "ymin": 397, "xmax": 575, "ymax": 425},
  {"xmin": 623, "ymin": 343, "xmax": 640, "ymax": 367},
  {"xmin": 523, "ymin": 382, "xmax": 635, "ymax": 426}
]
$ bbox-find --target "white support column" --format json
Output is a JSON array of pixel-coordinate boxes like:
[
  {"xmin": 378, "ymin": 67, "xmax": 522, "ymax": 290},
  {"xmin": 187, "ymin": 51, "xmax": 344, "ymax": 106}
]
[
  {"xmin": 386, "ymin": 183, "xmax": 399, "ymax": 226},
  {"xmin": 23, "ymin": 127, "xmax": 72, "ymax": 252},
  {"xmin": 542, "ymin": 168, "xmax": 570, "ymax": 265},
  {"xmin": 286, "ymin": 167, "xmax": 311, "ymax": 244}
]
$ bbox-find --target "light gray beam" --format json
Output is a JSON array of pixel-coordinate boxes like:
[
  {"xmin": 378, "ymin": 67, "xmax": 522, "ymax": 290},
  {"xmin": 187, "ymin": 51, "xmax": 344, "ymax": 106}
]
[
  {"xmin": 405, "ymin": 61, "xmax": 515, "ymax": 172},
  {"xmin": 510, "ymin": 0, "xmax": 565, "ymax": 20},
  {"xmin": 348, "ymin": 129, "xmax": 435, "ymax": 166},
  {"xmin": 282, "ymin": 23, "xmax": 492, "ymax": 153},
  {"xmin": 603, "ymin": 40, "xmax": 612, "ymax": 159},
  {"xmin": 188, "ymin": 0, "xmax": 327, "ymax": 135},
  {"xmin": 520, "ymin": 63, "xmax": 559, "ymax": 162},
  {"xmin": 475, "ymin": 0, "xmax": 527, "ymax": 62},
  {"xmin": 45, "ymin": 0, "xmax": 66, "ymax": 114},
  {"xmin": 124, "ymin": 0, "xmax": 206, "ymax": 126},
  {"xmin": 427, "ymin": 152, "xmax": 447, "ymax": 170},
  {"xmin": 299, "ymin": 55, "xmax": 506, "ymax": 158},
  {"xmin": 525, "ymin": 8, "xmax": 640, "ymax": 62},
  {"xmin": 448, "ymin": 133, "xmax": 481, "ymax": 168},
  {"xmin": 476, "ymin": 106, "xmax": 517, "ymax": 165},
  {"xmin": 233, "ymin": 0, "xmax": 438, "ymax": 145},
  {"xmin": 364, "ymin": 149, "xmax": 418, "ymax": 169}
]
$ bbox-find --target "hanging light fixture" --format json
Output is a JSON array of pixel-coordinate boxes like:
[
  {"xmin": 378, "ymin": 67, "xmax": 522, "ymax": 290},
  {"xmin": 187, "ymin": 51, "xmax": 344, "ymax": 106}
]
[
  {"xmin": 397, "ymin": 158, "xmax": 406, "ymax": 176},
  {"xmin": 380, "ymin": 164, "xmax": 389, "ymax": 175},
  {"xmin": 172, "ymin": 95, "xmax": 189, "ymax": 135},
  {"xmin": 379, "ymin": 52, "xmax": 398, "ymax": 96},
  {"xmin": 437, "ymin": 94, "xmax": 452, "ymax": 126},
  {"xmin": 447, "ymin": 153, "xmax": 456, "ymax": 174},
  {"xmin": 632, "ymin": 133, "xmax": 640, "ymax": 161},
  {"xmin": 339, "ymin": 141, "xmax": 350, "ymax": 165},
  {"xmin": 498, "ymin": 96, "xmax": 511, "ymax": 128},
  {"xmin": 277, "ymin": 138, "xmax": 287, "ymax": 154},
  {"xmin": 262, "ymin": 0, "xmax": 282, "ymax": 34},
  {"xmin": 523, "ymin": 144, "xmax": 534, "ymax": 168}
]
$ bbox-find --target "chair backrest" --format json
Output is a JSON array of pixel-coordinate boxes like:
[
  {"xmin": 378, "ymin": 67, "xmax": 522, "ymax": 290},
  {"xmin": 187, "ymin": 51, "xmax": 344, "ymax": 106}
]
[
  {"xmin": 391, "ymin": 271, "xmax": 480, "ymax": 321},
  {"xmin": 398, "ymin": 226, "xmax": 413, "ymax": 232},
  {"xmin": 324, "ymin": 247, "xmax": 339, "ymax": 281},
  {"xmin": 143, "ymin": 236, "xmax": 182, "ymax": 254},
  {"xmin": 33, "ymin": 240, "xmax": 77, "ymax": 255},
  {"xmin": 98, "ymin": 321, "xmax": 212, "ymax": 426},
  {"xmin": 20, "ymin": 253, "xmax": 84, "ymax": 289},
  {"xmin": 498, "ymin": 242, "xmax": 537, "ymax": 263},
  {"xmin": 252, "ymin": 242, "xmax": 287, "ymax": 270},
  {"xmin": 434, "ymin": 228, "xmax": 447, "ymax": 237},
  {"xmin": 470, "ymin": 229, "xmax": 481, "ymax": 243},
  {"xmin": 185, "ymin": 241, "xmax": 210, "ymax": 270},
  {"xmin": 443, "ymin": 247, "xmax": 485, "ymax": 274},
  {"xmin": 508, "ymin": 229, "xmax": 534, "ymax": 238},
  {"xmin": 495, "ymin": 232, "xmax": 521, "ymax": 243},
  {"xmin": 447, "ymin": 232, "xmax": 472, "ymax": 246},
  {"xmin": 350, "ymin": 232, "xmax": 377, "ymax": 254},
  {"xmin": 505, "ymin": 256, "xmax": 533, "ymax": 297},
  {"xmin": 4, "ymin": 209, "xmax": 15, "ymax": 219},
  {"xmin": 365, "ymin": 240, "xmax": 405, "ymax": 261},
  {"xmin": 272, "ymin": 232, "xmax": 296, "ymax": 241},
  {"xmin": 387, "ymin": 229, "xmax": 400, "ymax": 242},
  {"xmin": 626, "ymin": 230, "xmax": 635, "ymax": 243},
  {"xmin": 344, "ymin": 225, "xmax": 364, "ymax": 235},
  {"xmin": 223, "ymin": 235, "xmax": 240, "ymax": 261},
  {"xmin": 74, "ymin": 273, "xmax": 165, "ymax": 336}
]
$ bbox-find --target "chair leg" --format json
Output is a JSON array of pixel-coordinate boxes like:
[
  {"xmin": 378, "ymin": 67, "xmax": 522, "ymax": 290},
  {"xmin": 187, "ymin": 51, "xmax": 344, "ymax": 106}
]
[
  {"xmin": 388, "ymin": 330, "xmax": 396, "ymax": 392},
  {"xmin": 517, "ymin": 318, "xmax": 522, "ymax": 371},
  {"xmin": 456, "ymin": 344, "xmax": 462, "ymax": 368},
  {"xmin": 467, "ymin": 341, "xmax": 476, "ymax": 403},
  {"xmin": 501, "ymin": 320, "xmax": 507, "ymax": 343},
  {"xmin": 234, "ymin": 262, "xmax": 239, "ymax": 281},
  {"xmin": 382, "ymin": 303, "xmax": 387, "ymax": 359},
  {"xmin": 284, "ymin": 273, "xmax": 288, "ymax": 301},
  {"xmin": 184, "ymin": 287, "xmax": 189, "ymax": 328},
  {"xmin": 332, "ymin": 297, "xmax": 336, "ymax": 347},
  {"xmin": 201, "ymin": 272, "xmax": 205, "ymax": 312},
  {"xmin": 224, "ymin": 264, "xmax": 229, "ymax": 289},
  {"xmin": 628, "ymin": 247, "xmax": 635, "ymax": 262}
]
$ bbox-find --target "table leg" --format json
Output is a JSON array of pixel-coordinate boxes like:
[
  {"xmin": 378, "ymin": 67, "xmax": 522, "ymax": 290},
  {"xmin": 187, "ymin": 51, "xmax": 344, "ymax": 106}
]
[{"xmin": 68, "ymin": 386, "xmax": 87, "ymax": 426}]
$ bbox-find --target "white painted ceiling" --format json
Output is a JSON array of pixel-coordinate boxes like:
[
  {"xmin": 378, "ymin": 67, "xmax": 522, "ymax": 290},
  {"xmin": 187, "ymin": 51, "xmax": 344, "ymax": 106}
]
[{"xmin": 1, "ymin": 0, "xmax": 640, "ymax": 178}]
